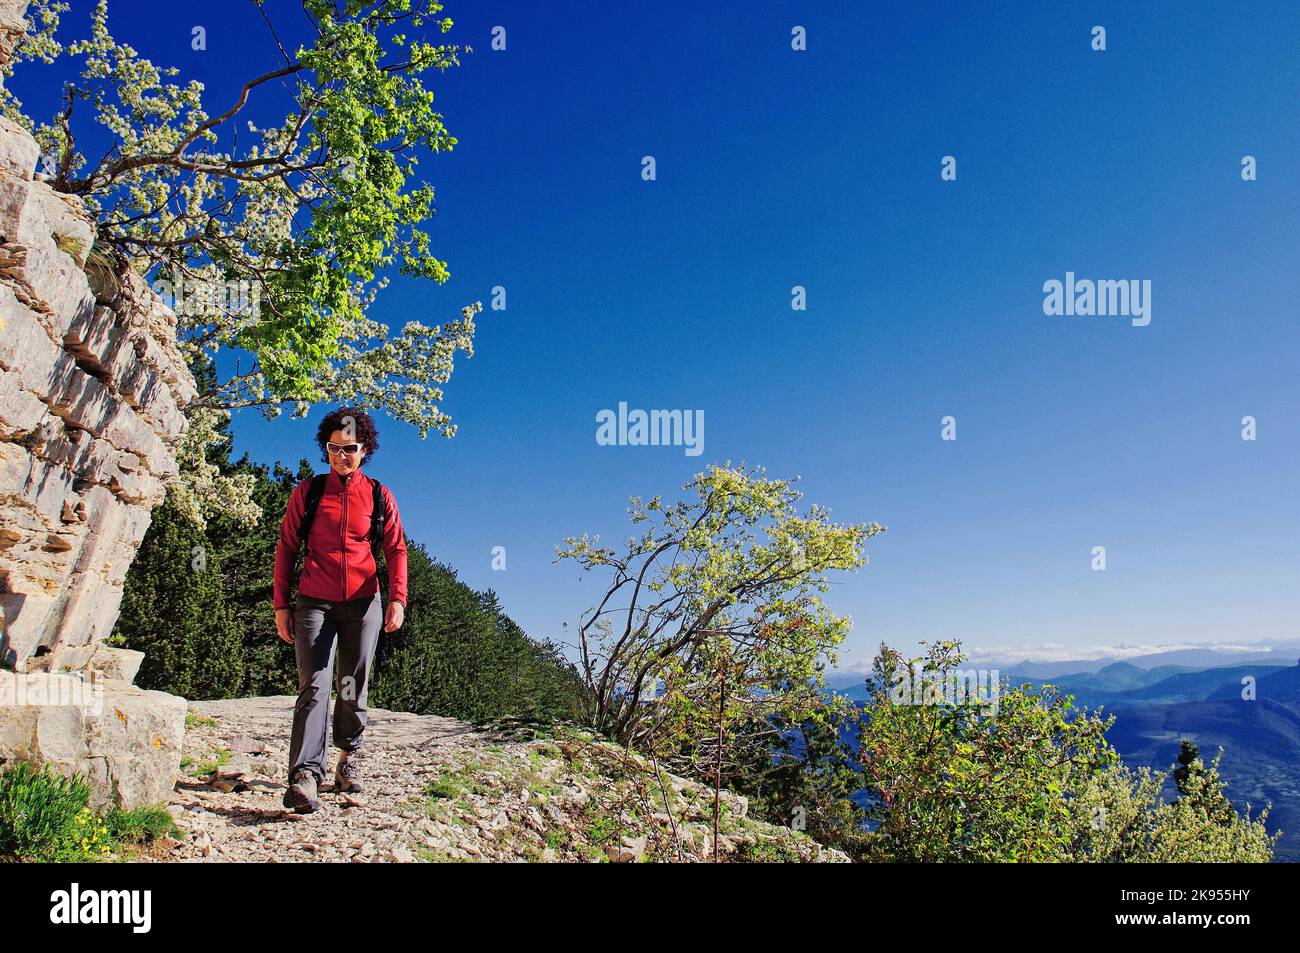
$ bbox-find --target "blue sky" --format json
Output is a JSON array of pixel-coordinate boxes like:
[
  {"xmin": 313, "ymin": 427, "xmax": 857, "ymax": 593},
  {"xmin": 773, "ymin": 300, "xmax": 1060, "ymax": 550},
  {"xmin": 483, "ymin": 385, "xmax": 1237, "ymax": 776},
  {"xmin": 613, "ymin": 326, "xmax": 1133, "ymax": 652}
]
[{"xmin": 14, "ymin": 1, "xmax": 1299, "ymax": 670}]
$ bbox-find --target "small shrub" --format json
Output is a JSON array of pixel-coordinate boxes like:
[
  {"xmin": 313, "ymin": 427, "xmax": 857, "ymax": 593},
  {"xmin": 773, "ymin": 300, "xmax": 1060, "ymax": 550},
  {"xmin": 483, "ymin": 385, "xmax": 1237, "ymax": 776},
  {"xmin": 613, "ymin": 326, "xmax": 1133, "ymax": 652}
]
[
  {"xmin": 0, "ymin": 762, "xmax": 176, "ymax": 862},
  {"xmin": 104, "ymin": 806, "xmax": 177, "ymax": 847},
  {"xmin": 0, "ymin": 762, "xmax": 108, "ymax": 862}
]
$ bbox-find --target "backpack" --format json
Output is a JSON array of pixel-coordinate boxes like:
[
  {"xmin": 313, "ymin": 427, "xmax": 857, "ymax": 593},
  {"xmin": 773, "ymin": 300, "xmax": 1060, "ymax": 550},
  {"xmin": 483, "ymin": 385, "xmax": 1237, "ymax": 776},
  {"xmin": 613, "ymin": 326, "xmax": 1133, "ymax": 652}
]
[{"xmin": 291, "ymin": 473, "xmax": 390, "ymax": 604}]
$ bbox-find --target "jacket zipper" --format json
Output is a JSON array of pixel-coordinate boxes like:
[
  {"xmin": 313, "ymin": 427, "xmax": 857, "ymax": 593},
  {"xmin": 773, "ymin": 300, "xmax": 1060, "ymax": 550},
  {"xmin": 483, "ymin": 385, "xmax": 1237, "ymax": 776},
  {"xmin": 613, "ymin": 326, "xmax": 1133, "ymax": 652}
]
[{"xmin": 340, "ymin": 475, "xmax": 349, "ymax": 600}]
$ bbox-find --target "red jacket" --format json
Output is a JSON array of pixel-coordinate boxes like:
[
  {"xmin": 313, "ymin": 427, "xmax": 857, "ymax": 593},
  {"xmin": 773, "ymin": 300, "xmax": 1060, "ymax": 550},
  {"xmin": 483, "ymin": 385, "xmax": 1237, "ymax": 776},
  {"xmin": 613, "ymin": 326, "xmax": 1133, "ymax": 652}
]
[{"xmin": 273, "ymin": 469, "xmax": 408, "ymax": 610}]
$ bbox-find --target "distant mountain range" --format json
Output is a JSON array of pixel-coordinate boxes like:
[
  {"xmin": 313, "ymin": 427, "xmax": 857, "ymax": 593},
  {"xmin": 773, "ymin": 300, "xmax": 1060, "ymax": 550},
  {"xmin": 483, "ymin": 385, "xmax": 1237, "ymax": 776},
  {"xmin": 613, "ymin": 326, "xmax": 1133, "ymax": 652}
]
[
  {"xmin": 1017, "ymin": 661, "xmax": 1292, "ymax": 711},
  {"xmin": 827, "ymin": 642, "xmax": 1300, "ymax": 861},
  {"xmin": 998, "ymin": 643, "xmax": 1300, "ymax": 681},
  {"xmin": 826, "ymin": 641, "xmax": 1300, "ymax": 694}
]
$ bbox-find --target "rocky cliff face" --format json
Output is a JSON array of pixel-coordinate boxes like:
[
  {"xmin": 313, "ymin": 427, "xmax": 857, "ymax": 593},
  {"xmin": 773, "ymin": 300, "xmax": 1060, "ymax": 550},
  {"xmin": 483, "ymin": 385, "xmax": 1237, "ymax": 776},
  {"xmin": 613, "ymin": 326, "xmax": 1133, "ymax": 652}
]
[
  {"xmin": 0, "ymin": 42, "xmax": 195, "ymax": 674},
  {"xmin": 0, "ymin": 0, "xmax": 193, "ymax": 810}
]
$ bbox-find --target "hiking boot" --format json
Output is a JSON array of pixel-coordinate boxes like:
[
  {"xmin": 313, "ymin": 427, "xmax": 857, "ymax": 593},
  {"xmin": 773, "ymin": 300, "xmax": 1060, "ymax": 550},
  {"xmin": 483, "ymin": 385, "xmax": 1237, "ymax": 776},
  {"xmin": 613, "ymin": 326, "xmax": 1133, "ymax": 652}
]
[
  {"xmin": 335, "ymin": 753, "xmax": 364, "ymax": 794},
  {"xmin": 284, "ymin": 768, "xmax": 320, "ymax": 813}
]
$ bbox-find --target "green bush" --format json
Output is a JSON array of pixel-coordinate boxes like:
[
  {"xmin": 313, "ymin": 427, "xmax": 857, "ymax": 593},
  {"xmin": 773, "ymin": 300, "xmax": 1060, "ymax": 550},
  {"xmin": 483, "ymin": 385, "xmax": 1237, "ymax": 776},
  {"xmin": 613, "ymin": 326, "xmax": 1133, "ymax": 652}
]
[
  {"xmin": 0, "ymin": 762, "xmax": 177, "ymax": 863},
  {"xmin": 846, "ymin": 642, "xmax": 1276, "ymax": 862},
  {"xmin": 715, "ymin": 641, "xmax": 1277, "ymax": 863},
  {"xmin": 0, "ymin": 762, "xmax": 111, "ymax": 862},
  {"xmin": 105, "ymin": 805, "xmax": 177, "ymax": 848}
]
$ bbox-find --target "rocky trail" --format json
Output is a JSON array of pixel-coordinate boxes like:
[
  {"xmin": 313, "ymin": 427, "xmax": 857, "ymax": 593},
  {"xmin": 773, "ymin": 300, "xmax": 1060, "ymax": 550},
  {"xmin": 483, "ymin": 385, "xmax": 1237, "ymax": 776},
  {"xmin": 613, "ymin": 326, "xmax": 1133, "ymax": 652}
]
[{"xmin": 153, "ymin": 696, "xmax": 846, "ymax": 863}]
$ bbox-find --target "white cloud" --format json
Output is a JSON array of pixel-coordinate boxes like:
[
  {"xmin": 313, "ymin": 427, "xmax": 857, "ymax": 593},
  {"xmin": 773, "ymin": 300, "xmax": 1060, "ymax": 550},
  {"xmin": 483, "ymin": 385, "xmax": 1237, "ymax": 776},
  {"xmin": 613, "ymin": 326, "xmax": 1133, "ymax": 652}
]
[{"xmin": 832, "ymin": 637, "xmax": 1297, "ymax": 674}]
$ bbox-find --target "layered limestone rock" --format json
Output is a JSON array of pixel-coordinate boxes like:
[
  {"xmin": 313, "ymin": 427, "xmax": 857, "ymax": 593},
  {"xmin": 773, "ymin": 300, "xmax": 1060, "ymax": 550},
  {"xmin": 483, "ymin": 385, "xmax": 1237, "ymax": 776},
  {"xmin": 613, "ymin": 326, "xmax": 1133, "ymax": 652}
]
[
  {"xmin": 0, "ymin": 1, "xmax": 24, "ymax": 66},
  {"xmin": 0, "ymin": 0, "xmax": 195, "ymax": 809},
  {"xmin": 0, "ymin": 670, "xmax": 187, "ymax": 810},
  {"xmin": 0, "ymin": 118, "xmax": 195, "ymax": 674}
]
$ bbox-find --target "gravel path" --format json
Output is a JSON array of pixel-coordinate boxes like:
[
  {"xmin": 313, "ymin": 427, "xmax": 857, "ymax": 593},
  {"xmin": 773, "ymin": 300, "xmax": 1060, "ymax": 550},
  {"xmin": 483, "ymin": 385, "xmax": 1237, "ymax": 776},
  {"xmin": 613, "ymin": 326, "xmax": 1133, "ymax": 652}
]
[
  {"xmin": 156, "ymin": 696, "xmax": 485, "ymax": 863},
  {"xmin": 153, "ymin": 695, "xmax": 849, "ymax": 863}
]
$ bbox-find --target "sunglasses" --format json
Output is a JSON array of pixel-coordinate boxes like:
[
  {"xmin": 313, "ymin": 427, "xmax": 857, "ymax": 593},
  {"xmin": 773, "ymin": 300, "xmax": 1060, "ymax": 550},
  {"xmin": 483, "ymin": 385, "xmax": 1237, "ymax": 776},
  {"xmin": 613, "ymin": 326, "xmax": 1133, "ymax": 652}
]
[{"xmin": 326, "ymin": 442, "xmax": 363, "ymax": 456}]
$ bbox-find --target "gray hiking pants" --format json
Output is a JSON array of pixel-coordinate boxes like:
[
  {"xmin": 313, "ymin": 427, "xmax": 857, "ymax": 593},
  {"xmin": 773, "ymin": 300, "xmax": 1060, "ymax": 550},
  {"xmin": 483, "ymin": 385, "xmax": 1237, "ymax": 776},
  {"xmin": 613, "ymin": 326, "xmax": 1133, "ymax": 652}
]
[{"xmin": 287, "ymin": 592, "xmax": 383, "ymax": 783}]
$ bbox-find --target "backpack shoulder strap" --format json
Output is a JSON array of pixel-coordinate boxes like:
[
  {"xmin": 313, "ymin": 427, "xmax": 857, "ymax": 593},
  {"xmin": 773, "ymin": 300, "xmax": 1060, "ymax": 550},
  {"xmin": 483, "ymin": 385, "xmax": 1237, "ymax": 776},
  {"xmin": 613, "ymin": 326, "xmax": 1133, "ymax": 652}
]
[
  {"xmin": 368, "ymin": 477, "xmax": 391, "ymax": 604},
  {"xmin": 290, "ymin": 474, "xmax": 329, "ymax": 598},
  {"xmin": 298, "ymin": 474, "xmax": 329, "ymax": 547},
  {"xmin": 368, "ymin": 477, "xmax": 387, "ymax": 546}
]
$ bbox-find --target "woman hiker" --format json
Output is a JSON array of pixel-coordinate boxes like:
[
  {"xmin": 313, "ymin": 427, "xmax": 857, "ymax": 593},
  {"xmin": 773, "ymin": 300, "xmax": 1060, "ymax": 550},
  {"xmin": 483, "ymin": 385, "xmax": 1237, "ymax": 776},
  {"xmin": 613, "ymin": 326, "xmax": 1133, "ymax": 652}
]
[{"xmin": 272, "ymin": 407, "xmax": 408, "ymax": 813}]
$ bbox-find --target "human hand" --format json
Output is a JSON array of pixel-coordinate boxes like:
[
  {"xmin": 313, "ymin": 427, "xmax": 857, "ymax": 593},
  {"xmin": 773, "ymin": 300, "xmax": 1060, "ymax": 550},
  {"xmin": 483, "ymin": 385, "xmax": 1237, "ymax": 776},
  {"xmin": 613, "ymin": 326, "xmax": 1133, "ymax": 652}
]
[{"xmin": 276, "ymin": 608, "xmax": 294, "ymax": 644}]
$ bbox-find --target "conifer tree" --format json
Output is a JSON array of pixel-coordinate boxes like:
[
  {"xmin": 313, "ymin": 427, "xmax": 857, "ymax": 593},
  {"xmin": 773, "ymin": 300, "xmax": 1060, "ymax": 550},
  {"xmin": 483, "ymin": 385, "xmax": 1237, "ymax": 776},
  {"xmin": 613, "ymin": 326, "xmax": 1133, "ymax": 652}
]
[{"xmin": 112, "ymin": 494, "xmax": 243, "ymax": 699}]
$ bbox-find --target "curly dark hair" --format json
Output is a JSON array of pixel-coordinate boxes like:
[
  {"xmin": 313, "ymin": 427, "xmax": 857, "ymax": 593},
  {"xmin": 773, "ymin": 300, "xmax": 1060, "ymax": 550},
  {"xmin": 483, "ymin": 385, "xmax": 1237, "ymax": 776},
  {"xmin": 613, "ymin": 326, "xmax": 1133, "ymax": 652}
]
[{"xmin": 316, "ymin": 407, "xmax": 380, "ymax": 463}]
